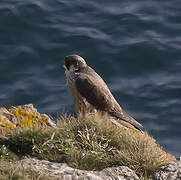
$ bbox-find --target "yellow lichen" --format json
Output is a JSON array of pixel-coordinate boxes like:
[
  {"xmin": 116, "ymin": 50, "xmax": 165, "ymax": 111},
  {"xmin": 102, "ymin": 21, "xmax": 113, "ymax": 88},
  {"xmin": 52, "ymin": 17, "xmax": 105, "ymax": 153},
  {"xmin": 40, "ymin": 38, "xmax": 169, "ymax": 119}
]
[
  {"xmin": 14, "ymin": 109, "xmax": 48, "ymax": 128},
  {"xmin": 3, "ymin": 127, "xmax": 11, "ymax": 134},
  {"xmin": 0, "ymin": 119, "xmax": 15, "ymax": 129},
  {"xmin": 0, "ymin": 105, "xmax": 52, "ymax": 134},
  {"xmin": 38, "ymin": 117, "xmax": 48, "ymax": 125},
  {"xmin": 0, "ymin": 118, "xmax": 15, "ymax": 134}
]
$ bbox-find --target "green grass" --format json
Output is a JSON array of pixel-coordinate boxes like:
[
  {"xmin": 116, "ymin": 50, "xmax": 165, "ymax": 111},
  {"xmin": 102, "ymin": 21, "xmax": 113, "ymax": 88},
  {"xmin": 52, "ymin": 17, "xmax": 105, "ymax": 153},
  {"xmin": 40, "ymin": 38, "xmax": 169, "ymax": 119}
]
[{"xmin": 0, "ymin": 112, "xmax": 176, "ymax": 179}]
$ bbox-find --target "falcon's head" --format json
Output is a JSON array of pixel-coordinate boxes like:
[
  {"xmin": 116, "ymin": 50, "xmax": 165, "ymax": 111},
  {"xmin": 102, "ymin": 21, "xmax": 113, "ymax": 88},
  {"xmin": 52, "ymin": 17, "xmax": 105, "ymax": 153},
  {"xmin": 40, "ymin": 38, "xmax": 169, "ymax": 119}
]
[{"xmin": 64, "ymin": 55, "xmax": 87, "ymax": 73}]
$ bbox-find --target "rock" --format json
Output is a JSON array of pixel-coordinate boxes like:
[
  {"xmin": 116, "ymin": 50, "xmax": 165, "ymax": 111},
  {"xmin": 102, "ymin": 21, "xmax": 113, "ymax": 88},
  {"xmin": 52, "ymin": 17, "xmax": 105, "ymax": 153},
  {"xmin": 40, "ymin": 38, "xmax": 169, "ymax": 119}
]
[
  {"xmin": 19, "ymin": 158, "xmax": 140, "ymax": 180},
  {"xmin": 19, "ymin": 158, "xmax": 181, "ymax": 180},
  {"xmin": 152, "ymin": 157, "xmax": 181, "ymax": 180},
  {"xmin": 0, "ymin": 107, "xmax": 16, "ymax": 133},
  {"xmin": 0, "ymin": 104, "xmax": 56, "ymax": 133},
  {"xmin": 1, "ymin": 104, "xmax": 179, "ymax": 179},
  {"xmin": 102, "ymin": 166, "xmax": 140, "ymax": 180}
]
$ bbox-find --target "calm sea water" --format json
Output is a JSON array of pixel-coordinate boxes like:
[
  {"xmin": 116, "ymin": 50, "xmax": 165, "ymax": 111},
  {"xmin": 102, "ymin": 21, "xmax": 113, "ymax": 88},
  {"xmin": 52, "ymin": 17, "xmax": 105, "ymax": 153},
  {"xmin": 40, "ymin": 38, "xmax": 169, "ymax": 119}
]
[{"xmin": 0, "ymin": 0, "xmax": 181, "ymax": 156}]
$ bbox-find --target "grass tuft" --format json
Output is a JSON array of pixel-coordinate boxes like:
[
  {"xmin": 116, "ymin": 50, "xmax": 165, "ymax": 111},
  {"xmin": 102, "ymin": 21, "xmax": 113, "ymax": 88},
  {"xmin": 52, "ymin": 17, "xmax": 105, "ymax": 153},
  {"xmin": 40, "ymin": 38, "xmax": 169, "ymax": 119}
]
[{"xmin": 0, "ymin": 112, "xmax": 175, "ymax": 179}]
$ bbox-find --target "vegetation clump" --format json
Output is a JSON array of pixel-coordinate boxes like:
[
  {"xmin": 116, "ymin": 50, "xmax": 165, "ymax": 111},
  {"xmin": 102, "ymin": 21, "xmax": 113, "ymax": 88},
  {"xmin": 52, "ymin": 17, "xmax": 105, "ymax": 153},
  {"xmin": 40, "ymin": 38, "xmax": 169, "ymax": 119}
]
[{"xmin": 0, "ymin": 112, "xmax": 176, "ymax": 179}]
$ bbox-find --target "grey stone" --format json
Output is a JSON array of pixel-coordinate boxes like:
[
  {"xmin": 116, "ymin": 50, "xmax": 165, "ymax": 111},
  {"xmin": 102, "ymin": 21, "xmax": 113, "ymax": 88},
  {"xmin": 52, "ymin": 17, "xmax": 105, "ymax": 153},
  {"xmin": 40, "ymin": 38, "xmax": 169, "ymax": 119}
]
[
  {"xmin": 19, "ymin": 158, "xmax": 140, "ymax": 180},
  {"xmin": 152, "ymin": 157, "xmax": 181, "ymax": 180}
]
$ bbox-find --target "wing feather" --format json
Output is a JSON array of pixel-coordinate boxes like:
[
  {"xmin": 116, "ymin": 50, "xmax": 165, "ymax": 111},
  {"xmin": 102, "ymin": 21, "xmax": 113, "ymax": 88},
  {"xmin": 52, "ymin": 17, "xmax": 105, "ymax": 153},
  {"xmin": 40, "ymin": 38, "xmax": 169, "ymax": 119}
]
[
  {"xmin": 75, "ymin": 74, "xmax": 112, "ymax": 111},
  {"xmin": 75, "ymin": 71, "xmax": 143, "ymax": 130}
]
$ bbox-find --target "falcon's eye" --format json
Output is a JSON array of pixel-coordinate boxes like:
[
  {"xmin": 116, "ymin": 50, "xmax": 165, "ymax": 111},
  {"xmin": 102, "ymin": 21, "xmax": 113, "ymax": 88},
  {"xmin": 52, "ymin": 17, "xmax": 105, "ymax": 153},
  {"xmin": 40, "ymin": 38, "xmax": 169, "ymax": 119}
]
[{"xmin": 72, "ymin": 61, "xmax": 80, "ymax": 72}]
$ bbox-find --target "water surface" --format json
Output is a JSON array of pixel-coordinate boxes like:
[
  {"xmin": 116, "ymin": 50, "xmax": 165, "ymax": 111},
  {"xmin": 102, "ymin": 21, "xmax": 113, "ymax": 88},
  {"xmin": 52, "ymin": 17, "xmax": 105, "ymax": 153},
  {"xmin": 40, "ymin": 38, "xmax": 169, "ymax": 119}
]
[{"xmin": 0, "ymin": 0, "xmax": 181, "ymax": 156}]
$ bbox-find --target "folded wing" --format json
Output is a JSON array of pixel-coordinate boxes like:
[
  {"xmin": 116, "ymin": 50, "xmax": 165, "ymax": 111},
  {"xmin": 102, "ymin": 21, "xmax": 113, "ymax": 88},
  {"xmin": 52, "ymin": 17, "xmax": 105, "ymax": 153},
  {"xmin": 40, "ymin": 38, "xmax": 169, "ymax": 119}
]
[{"xmin": 75, "ymin": 73, "xmax": 143, "ymax": 130}]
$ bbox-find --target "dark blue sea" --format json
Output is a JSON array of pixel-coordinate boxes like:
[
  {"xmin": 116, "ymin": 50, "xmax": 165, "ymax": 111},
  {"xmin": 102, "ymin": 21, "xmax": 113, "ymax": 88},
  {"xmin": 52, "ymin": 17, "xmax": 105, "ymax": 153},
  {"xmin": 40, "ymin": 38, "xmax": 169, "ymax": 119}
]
[{"xmin": 0, "ymin": 0, "xmax": 181, "ymax": 157}]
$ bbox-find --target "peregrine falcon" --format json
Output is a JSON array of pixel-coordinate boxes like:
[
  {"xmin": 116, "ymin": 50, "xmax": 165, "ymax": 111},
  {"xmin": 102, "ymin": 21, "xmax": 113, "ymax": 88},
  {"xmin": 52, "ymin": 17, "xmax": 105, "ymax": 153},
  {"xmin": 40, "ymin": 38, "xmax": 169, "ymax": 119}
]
[{"xmin": 64, "ymin": 55, "xmax": 143, "ymax": 131}]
